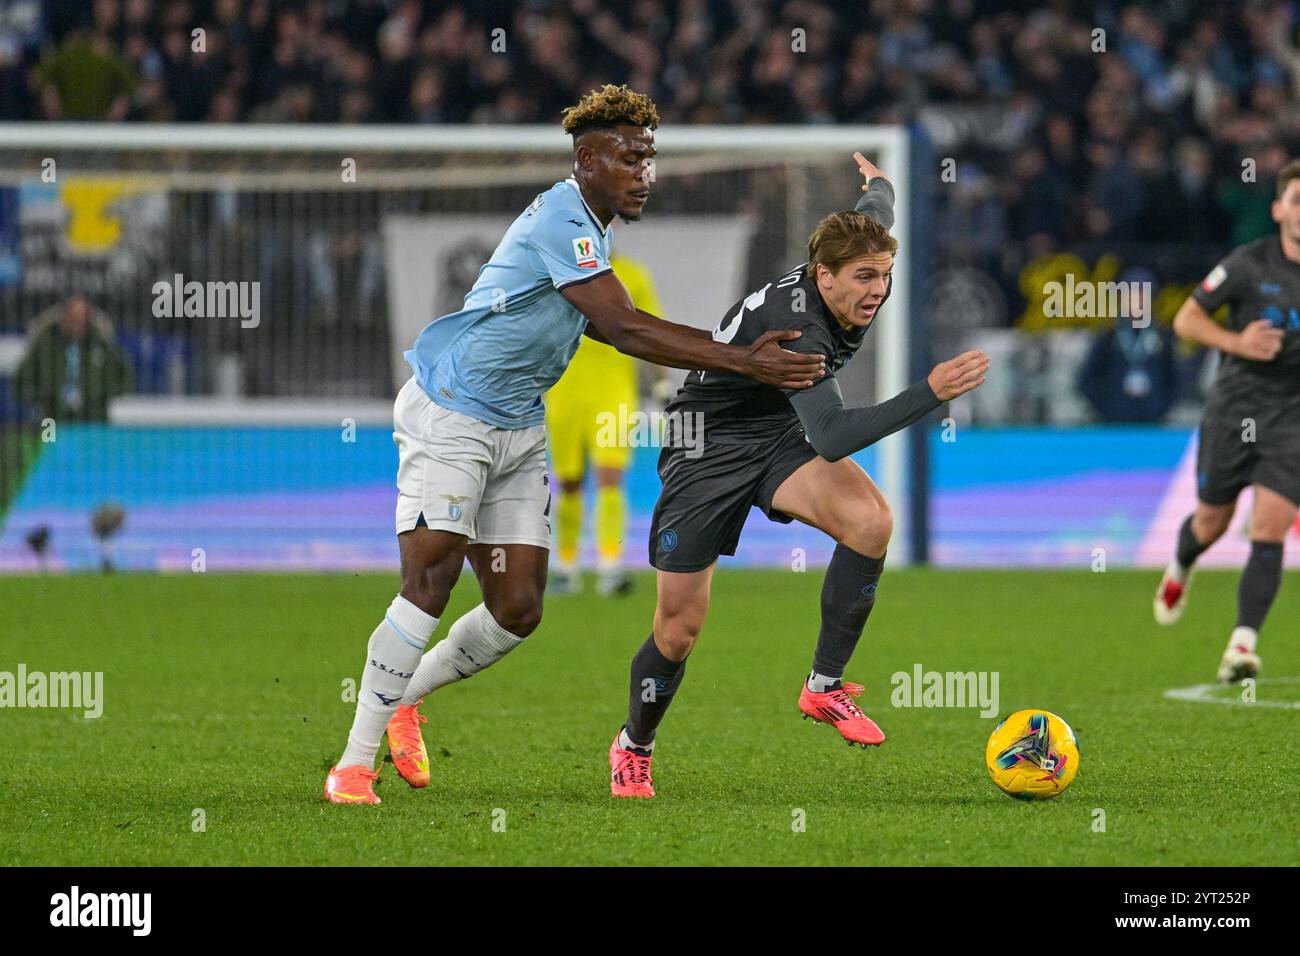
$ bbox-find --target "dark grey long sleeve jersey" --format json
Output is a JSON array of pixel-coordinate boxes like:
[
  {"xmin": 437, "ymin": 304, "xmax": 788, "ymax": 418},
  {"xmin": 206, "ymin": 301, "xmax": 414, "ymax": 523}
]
[
  {"xmin": 787, "ymin": 376, "xmax": 940, "ymax": 462},
  {"xmin": 855, "ymin": 176, "xmax": 895, "ymax": 229},
  {"xmin": 783, "ymin": 174, "xmax": 927, "ymax": 462}
]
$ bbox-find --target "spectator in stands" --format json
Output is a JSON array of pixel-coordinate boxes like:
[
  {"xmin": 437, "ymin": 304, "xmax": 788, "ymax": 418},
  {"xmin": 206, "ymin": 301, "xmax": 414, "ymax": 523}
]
[
  {"xmin": 12, "ymin": 296, "xmax": 134, "ymax": 423},
  {"xmin": 7, "ymin": 0, "xmax": 1300, "ymax": 361},
  {"xmin": 1219, "ymin": 141, "xmax": 1292, "ymax": 245},
  {"xmin": 1147, "ymin": 138, "xmax": 1226, "ymax": 242},
  {"xmin": 35, "ymin": 1, "xmax": 136, "ymax": 120},
  {"xmin": 1077, "ymin": 271, "xmax": 1179, "ymax": 423},
  {"xmin": 0, "ymin": 0, "xmax": 43, "ymax": 120}
]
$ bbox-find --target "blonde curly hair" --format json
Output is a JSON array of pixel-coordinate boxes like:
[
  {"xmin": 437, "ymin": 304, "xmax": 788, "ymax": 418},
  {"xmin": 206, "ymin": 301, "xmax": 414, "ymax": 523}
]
[{"xmin": 561, "ymin": 84, "xmax": 659, "ymax": 138}]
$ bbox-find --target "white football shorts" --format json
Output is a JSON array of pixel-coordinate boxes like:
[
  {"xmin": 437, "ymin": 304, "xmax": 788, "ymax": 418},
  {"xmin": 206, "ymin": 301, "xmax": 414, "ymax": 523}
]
[{"xmin": 393, "ymin": 377, "xmax": 552, "ymax": 549}]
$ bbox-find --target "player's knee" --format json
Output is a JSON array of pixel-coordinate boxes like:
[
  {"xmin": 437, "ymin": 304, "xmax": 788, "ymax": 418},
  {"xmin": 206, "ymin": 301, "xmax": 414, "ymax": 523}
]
[
  {"xmin": 400, "ymin": 558, "xmax": 463, "ymax": 618},
  {"xmin": 487, "ymin": 591, "xmax": 543, "ymax": 638},
  {"xmin": 841, "ymin": 501, "xmax": 892, "ymax": 555},
  {"xmin": 1248, "ymin": 518, "xmax": 1290, "ymax": 543},
  {"xmin": 1194, "ymin": 504, "xmax": 1233, "ymax": 540},
  {"xmin": 654, "ymin": 608, "xmax": 705, "ymax": 660}
]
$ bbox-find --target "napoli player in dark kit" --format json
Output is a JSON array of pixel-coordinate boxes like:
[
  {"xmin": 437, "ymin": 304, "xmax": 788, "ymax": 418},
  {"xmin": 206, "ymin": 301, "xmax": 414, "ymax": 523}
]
[
  {"xmin": 1154, "ymin": 160, "xmax": 1300, "ymax": 683},
  {"xmin": 606, "ymin": 154, "xmax": 991, "ymax": 798}
]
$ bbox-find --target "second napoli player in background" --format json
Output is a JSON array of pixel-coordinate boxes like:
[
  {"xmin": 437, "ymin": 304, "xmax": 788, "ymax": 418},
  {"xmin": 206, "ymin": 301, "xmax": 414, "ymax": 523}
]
[
  {"xmin": 325, "ymin": 85, "xmax": 826, "ymax": 804},
  {"xmin": 1153, "ymin": 159, "xmax": 1300, "ymax": 682},
  {"xmin": 607, "ymin": 155, "xmax": 990, "ymax": 798}
]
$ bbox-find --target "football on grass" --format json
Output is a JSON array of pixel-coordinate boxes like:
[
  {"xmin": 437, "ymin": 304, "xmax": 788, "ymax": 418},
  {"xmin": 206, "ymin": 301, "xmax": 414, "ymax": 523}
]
[{"xmin": 986, "ymin": 709, "xmax": 1079, "ymax": 800}]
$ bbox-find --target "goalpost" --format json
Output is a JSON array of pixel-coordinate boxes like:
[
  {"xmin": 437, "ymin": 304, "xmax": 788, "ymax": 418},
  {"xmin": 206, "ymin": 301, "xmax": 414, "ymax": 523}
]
[{"xmin": 0, "ymin": 123, "xmax": 915, "ymax": 568}]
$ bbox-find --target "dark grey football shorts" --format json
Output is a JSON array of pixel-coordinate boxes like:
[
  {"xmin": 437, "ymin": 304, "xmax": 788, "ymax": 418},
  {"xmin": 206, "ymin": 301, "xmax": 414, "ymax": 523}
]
[
  {"xmin": 1197, "ymin": 402, "xmax": 1300, "ymax": 507},
  {"xmin": 648, "ymin": 421, "xmax": 818, "ymax": 573}
]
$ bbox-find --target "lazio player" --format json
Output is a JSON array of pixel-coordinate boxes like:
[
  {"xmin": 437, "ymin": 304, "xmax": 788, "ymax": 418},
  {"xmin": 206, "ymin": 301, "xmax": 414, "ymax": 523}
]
[
  {"xmin": 324, "ymin": 85, "xmax": 825, "ymax": 804},
  {"xmin": 546, "ymin": 253, "xmax": 665, "ymax": 597}
]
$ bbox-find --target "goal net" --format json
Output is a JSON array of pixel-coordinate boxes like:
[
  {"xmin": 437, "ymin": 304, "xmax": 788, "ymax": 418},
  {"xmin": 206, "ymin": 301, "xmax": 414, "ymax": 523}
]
[{"xmin": 0, "ymin": 124, "xmax": 913, "ymax": 571}]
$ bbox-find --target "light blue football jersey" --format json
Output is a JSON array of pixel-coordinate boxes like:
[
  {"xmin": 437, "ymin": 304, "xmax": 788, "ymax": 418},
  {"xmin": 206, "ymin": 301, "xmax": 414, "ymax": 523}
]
[{"xmin": 404, "ymin": 178, "xmax": 614, "ymax": 428}]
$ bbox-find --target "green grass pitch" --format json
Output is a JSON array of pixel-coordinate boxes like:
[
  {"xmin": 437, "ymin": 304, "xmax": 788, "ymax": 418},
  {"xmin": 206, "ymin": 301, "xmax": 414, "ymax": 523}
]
[{"xmin": 1, "ymin": 568, "xmax": 1296, "ymax": 866}]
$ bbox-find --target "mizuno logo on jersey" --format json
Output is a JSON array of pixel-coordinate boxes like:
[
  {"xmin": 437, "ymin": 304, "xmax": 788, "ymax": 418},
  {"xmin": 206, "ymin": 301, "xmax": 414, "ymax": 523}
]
[{"xmin": 573, "ymin": 236, "xmax": 598, "ymax": 268}]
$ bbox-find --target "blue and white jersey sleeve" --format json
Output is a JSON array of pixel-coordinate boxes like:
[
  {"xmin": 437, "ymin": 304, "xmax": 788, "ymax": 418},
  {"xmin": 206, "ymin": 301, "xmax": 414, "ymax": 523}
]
[{"xmin": 526, "ymin": 205, "xmax": 612, "ymax": 291}]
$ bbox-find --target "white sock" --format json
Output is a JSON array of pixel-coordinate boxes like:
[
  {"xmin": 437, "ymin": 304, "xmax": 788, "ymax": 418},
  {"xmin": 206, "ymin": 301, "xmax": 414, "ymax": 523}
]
[
  {"xmin": 618, "ymin": 727, "xmax": 653, "ymax": 753},
  {"xmin": 1166, "ymin": 558, "xmax": 1189, "ymax": 584},
  {"xmin": 1229, "ymin": 626, "xmax": 1258, "ymax": 655},
  {"xmin": 807, "ymin": 671, "xmax": 842, "ymax": 693},
  {"xmin": 399, "ymin": 603, "xmax": 524, "ymax": 705},
  {"xmin": 337, "ymin": 596, "xmax": 438, "ymax": 770}
]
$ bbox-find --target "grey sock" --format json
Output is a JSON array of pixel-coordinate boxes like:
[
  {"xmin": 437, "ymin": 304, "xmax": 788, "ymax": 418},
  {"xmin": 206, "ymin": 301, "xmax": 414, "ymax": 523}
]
[
  {"xmin": 1237, "ymin": 540, "xmax": 1284, "ymax": 632},
  {"xmin": 624, "ymin": 633, "xmax": 686, "ymax": 747},
  {"xmin": 811, "ymin": 543, "xmax": 884, "ymax": 679}
]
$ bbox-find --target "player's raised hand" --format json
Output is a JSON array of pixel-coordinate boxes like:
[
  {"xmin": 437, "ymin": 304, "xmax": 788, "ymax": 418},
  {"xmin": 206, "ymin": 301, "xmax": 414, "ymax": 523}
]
[
  {"xmin": 745, "ymin": 330, "xmax": 826, "ymax": 389},
  {"xmin": 1235, "ymin": 319, "xmax": 1285, "ymax": 361},
  {"xmin": 927, "ymin": 349, "xmax": 989, "ymax": 401},
  {"xmin": 854, "ymin": 151, "xmax": 889, "ymax": 191}
]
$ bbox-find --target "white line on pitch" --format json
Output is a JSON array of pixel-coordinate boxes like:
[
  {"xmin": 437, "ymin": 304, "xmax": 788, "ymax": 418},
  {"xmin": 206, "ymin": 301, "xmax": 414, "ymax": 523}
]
[{"xmin": 1164, "ymin": 676, "xmax": 1300, "ymax": 710}]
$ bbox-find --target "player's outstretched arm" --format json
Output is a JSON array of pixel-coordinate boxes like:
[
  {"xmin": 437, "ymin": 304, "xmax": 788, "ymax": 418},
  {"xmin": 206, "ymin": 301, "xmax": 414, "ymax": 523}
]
[
  {"xmin": 789, "ymin": 349, "xmax": 989, "ymax": 462},
  {"xmin": 852, "ymin": 151, "xmax": 895, "ymax": 230},
  {"xmin": 1172, "ymin": 297, "xmax": 1283, "ymax": 362},
  {"xmin": 564, "ymin": 272, "xmax": 826, "ymax": 389}
]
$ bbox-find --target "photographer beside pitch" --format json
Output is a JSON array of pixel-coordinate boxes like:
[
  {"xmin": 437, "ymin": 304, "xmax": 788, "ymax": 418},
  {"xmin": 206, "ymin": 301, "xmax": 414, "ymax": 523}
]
[
  {"xmin": 1154, "ymin": 160, "xmax": 1300, "ymax": 683},
  {"xmin": 607, "ymin": 155, "xmax": 991, "ymax": 798}
]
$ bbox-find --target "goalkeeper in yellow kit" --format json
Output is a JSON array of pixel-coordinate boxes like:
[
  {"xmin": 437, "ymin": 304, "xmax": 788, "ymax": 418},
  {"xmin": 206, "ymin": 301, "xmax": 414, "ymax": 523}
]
[{"xmin": 546, "ymin": 253, "xmax": 667, "ymax": 596}]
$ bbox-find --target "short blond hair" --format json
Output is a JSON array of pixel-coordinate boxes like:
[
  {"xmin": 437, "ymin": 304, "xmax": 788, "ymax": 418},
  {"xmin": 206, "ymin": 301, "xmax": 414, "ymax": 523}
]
[
  {"xmin": 806, "ymin": 211, "xmax": 898, "ymax": 279},
  {"xmin": 561, "ymin": 84, "xmax": 659, "ymax": 139},
  {"xmin": 1277, "ymin": 159, "xmax": 1300, "ymax": 198}
]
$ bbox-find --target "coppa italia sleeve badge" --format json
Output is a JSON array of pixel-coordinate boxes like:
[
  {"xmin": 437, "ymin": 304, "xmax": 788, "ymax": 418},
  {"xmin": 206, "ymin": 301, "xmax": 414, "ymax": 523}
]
[
  {"xmin": 1201, "ymin": 264, "xmax": 1227, "ymax": 292},
  {"xmin": 572, "ymin": 237, "xmax": 598, "ymax": 268}
]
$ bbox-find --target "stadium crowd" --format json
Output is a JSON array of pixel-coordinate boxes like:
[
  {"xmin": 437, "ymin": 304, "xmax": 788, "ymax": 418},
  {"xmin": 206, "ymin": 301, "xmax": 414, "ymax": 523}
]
[
  {"xmin": 2, "ymin": 0, "xmax": 1298, "ymax": 252},
  {"xmin": 3, "ymin": 0, "xmax": 1299, "ymax": 422}
]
